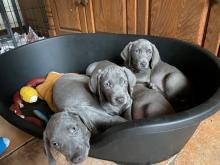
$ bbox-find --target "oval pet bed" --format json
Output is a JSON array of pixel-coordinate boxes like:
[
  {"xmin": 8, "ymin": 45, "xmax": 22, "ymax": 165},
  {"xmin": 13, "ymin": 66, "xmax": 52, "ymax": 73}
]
[{"xmin": 0, "ymin": 34, "xmax": 219, "ymax": 165}]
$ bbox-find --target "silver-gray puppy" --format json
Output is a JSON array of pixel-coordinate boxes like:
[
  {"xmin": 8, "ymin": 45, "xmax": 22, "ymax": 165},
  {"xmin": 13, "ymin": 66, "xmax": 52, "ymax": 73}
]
[
  {"xmin": 125, "ymin": 84, "xmax": 175, "ymax": 120},
  {"xmin": 121, "ymin": 39, "xmax": 190, "ymax": 102},
  {"xmin": 43, "ymin": 74, "xmax": 126, "ymax": 165},
  {"xmin": 86, "ymin": 60, "xmax": 136, "ymax": 115}
]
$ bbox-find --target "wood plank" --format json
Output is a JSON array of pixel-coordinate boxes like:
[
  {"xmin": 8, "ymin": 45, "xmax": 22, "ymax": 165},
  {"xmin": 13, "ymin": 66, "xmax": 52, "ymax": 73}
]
[
  {"xmin": 78, "ymin": 6, "xmax": 88, "ymax": 33},
  {"xmin": 54, "ymin": 0, "xmax": 81, "ymax": 31},
  {"xmin": 0, "ymin": 116, "xmax": 33, "ymax": 159},
  {"xmin": 85, "ymin": 0, "xmax": 95, "ymax": 33},
  {"xmin": 150, "ymin": 0, "xmax": 209, "ymax": 45},
  {"xmin": 127, "ymin": 0, "xmax": 137, "ymax": 34},
  {"xmin": 218, "ymin": 43, "xmax": 220, "ymax": 58},
  {"xmin": 44, "ymin": 0, "xmax": 57, "ymax": 36},
  {"xmin": 204, "ymin": 2, "xmax": 220, "ymax": 56},
  {"xmin": 92, "ymin": 0, "xmax": 127, "ymax": 33},
  {"xmin": 136, "ymin": 0, "xmax": 149, "ymax": 35},
  {"xmin": 49, "ymin": 0, "xmax": 88, "ymax": 35}
]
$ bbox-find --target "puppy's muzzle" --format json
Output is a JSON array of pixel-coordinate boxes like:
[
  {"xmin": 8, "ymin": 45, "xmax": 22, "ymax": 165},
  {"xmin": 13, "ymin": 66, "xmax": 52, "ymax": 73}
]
[
  {"xmin": 115, "ymin": 96, "xmax": 125, "ymax": 104},
  {"xmin": 138, "ymin": 61, "xmax": 149, "ymax": 70},
  {"xmin": 140, "ymin": 61, "xmax": 148, "ymax": 68},
  {"xmin": 70, "ymin": 152, "xmax": 86, "ymax": 164}
]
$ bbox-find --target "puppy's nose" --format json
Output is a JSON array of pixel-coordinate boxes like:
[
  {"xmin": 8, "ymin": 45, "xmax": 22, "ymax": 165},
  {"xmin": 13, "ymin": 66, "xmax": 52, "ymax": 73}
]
[
  {"xmin": 140, "ymin": 61, "xmax": 147, "ymax": 68},
  {"xmin": 71, "ymin": 153, "xmax": 84, "ymax": 164},
  {"xmin": 116, "ymin": 96, "xmax": 125, "ymax": 104}
]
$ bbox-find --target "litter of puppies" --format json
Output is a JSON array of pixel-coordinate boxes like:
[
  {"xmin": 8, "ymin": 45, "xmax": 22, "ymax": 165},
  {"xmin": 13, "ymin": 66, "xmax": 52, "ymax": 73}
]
[{"xmin": 9, "ymin": 39, "xmax": 191, "ymax": 165}]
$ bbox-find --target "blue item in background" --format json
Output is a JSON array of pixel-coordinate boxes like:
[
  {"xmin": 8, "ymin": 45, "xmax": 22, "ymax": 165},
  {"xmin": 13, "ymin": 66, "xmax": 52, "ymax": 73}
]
[{"xmin": 0, "ymin": 137, "xmax": 10, "ymax": 155}]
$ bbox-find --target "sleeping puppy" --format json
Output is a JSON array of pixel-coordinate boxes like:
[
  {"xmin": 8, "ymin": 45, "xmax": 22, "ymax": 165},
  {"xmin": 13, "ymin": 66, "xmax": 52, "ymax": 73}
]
[
  {"xmin": 43, "ymin": 74, "xmax": 126, "ymax": 165},
  {"xmin": 124, "ymin": 84, "xmax": 175, "ymax": 120},
  {"xmin": 121, "ymin": 39, "xmax": 190, "ymax": 103},
  {"xmin": 86, "ymin": 60, "xmax": 136, "ymax": 116}
]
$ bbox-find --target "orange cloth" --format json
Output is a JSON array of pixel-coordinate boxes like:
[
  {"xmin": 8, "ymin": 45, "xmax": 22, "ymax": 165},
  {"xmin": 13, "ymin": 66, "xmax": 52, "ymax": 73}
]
[{"xmin": 36, "ymin": 72, "xmax": 63, "ymax": 112}]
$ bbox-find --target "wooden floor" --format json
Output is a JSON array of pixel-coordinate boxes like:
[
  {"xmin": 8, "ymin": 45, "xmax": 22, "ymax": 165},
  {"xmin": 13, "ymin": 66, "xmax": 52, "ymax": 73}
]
[{"xmin": 0, "ymin": 111, "xmax": 220, "ymax": 165}]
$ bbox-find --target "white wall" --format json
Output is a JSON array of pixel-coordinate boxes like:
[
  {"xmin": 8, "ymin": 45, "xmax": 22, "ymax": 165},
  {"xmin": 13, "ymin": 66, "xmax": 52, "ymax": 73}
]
[{"xmin": 0, "ymin": 0, "xmax": 24, "ymax": 30}]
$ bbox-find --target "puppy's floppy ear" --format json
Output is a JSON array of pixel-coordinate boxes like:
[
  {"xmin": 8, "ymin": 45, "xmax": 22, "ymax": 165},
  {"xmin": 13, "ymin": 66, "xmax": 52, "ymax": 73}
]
[
  {"xmin": 122, "ymin": 67, "xmax": 136, "ymax": 95},
  {"xmin": 121, "ymin": 42, "xmax": 133, "ymax": 65},
  {"xmin": 86, "ymin": 61, "xmax": 100, "ymax": 76},
  {"xmin": 88, "ymin": 69, "xmax": 102, "ymax": 94},
  {"xmin": 88, "ymin": 70, "xmax": 105, "ymax": 104},
  {"xmin": 67, "ymin": 109, "xmax": 96, "ymax": 135},
  {"xmin": 43, "ymin": 131, "xmax": 56, "ymax": 165},
  {"xmin": 96, "ymin": 74, "xmax": 105, "ymax": 105},
  {"xmin": 150, "ymin": 44, "xmax": 161, "ymax": 69}
]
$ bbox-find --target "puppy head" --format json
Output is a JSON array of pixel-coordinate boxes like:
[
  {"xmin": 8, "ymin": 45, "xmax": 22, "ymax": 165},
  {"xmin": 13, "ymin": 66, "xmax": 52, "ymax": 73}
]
[
  {"xmin": 43, "ymin": 112, "xmax": 91, "ymax": 165},
  {"xmin": 121, "ymin": 39, "xmax": 160, "ymax": 72},
  {"xmin": 89, "ymin": 64, "xmax": 136, "ymax": 113}
]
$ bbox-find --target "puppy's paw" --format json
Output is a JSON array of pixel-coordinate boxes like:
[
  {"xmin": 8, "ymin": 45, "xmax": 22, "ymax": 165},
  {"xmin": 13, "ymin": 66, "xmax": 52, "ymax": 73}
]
[
  {"xmin": 146, "ymin": 82, "xmax": 159, "ymax": 91},
  {"xmin": 150, "ymin": 83, "xmax": 159, "ymax": 91}
]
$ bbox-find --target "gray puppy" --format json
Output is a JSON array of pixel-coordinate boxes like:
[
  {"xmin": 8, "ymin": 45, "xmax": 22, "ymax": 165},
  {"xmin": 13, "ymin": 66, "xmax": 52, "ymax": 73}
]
[
  {"xmin": 121, "ymin": 39, "xmax": 190, "ymax": 102},
  {"xmin": 86, "ymin": 60, "xmax": 136, "ymax": 115},
  {"xmin": 125, "ymin": 84, "xmax": 175, "ymax": 120},
  {"xmin": 43, "ymin": 74, "xmax": 126, "ymax": 165}
]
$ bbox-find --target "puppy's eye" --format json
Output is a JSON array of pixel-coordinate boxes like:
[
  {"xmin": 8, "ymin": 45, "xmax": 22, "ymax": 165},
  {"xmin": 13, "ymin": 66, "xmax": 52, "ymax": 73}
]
[
  {"xmin": 104, "ymin": 81, "xmax": 112, "ymax": 88},
  {"xmin": 135, "ymin": 49, "xmax": 140, "ymax": 53},
  {"xmin": 120, "ymin": 78, "xmax": 127, "ymax": 85},
  {"xmin": 69, "ymin": 126, "xmax": 78, "ymax": 134},
  {"xmin": 52, "ymin": 141, "xmax": 59, "ymax": 148},
  {"xmin": 146, "ymin": 49, "xmax": 152, "ymax": 54}
]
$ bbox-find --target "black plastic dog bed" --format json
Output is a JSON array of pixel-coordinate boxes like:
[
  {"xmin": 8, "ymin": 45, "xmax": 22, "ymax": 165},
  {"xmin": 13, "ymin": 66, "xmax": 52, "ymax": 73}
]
[{"xmin": 0, "ymin": 34, "xmax": 219, "ymax": 165}]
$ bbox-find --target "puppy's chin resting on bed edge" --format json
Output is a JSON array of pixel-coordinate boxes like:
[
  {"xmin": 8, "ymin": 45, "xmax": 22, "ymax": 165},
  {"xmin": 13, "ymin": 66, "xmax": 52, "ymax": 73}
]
[
  {"xmin": 43, "ymin": 112, "xmax": 91, "ymax": 165},
  {"xmin": 43, "ymin": 108, "xmax": 127, "ymax": 165}
]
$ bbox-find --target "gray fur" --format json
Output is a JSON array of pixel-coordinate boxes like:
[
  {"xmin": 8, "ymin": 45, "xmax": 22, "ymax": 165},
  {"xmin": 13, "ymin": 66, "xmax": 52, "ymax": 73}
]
[
  {"xmin": 121, "ymin": 39, "xmax": 190, "ymax": 101},
  {"xmin": 43, "ymin": 74, "xmax": 126, "ymax": 165},
  {"xmin": 86, "ymin": 60, "xmax": 136, "ymax": 115},
  {"xmin": 125, "ymin": 84, "xmax": 175, "ymax": 120}
]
